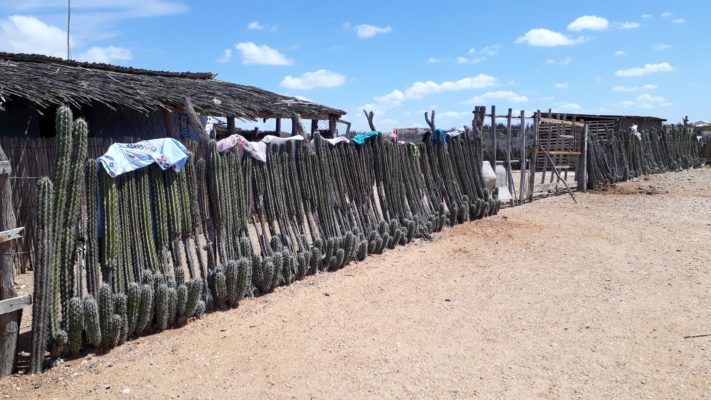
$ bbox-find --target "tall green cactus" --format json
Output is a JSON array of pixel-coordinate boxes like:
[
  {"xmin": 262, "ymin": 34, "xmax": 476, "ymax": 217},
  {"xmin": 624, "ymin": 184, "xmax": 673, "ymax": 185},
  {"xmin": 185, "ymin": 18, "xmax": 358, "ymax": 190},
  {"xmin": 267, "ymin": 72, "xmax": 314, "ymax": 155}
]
[
  {"xmin": 126, "ymin": 282, "xmax": 141, "ymax": 337},
  {"xmin": 83, "ymin": 295, "xmax": 102, "ymax": 348},
  {"xmin": 185, "ymin": 279, "xmax": 203, "ymax": 318},
  {"xmin": 224, "ymin": 260, "xmax": 238, "ymax": 306},
  {"xmin": 114, "ymin": 294, "xmax": 128, "ymax": 345},
  {"xmin": 85, "ymin": 160, "xmax": 101, "ymax": 296},
  {"xmin": 135, "ymin": 284, "xmax": 154, "ymax": 335},
  {"xmin": 67, "ymin": 297, "xmax": 84, "ymax": 356},
  {"xmin": 155, "ymin": 284, "xmax": 169, "ymax": 331},
  {"xmin": 50, "ymin": 106, "xmax": 73, "ymax": 336},
  {"xmin": 98, "ymin": 285, "xmax": 114, "ymax": 349},
  {"xmin": 31, "ymin": 177, "xmax": 54, "ymax": 374}
]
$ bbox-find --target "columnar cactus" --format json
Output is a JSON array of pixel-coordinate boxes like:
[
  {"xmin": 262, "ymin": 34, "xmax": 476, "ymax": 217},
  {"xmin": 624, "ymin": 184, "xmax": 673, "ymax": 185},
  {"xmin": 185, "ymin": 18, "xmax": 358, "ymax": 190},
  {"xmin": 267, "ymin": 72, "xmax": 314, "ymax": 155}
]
[
  {"xmin": 31, "ymin": 178, "xmax": 54, "ymax": 374},
  {"xmin": 356, "ymin": 241, "xmax": 367, "ymax": 261},
  {"xmin": 135, "ymin": 284, "xmax": 154, "ymax": 335},
  {"xmin": 236, "ymin": 258, "xmax": 250, "ymax": 301},
  {"xmin": 155, "ymin": 284, "xmax": 169, "ymax": 331},
  {"xmin": 185, "ymin": 279, "xmax": 203, "ymax": 318},
  {"xmin": 98, "ymin": 285, "xmax": 114, "ymax": 349},
  {"xmin": 126, "ymin": 282, "xmax": 141, "ymax": 337},
  {"xmin": 224, "ymin": 260, "xmax": 238, "ymax": 306},
  {"xmin": 67, "ymin": 297, "xmax": 84, "ymax": 356},
  {"xmin": 83, "ymin": 295, "xmax": 102, "ymax": 348},
  {"xmin": 114, "ymin": 294, "xmax": 128, "ymax": 345},
  {"xmin": 176, "ymin": 284, "xmax": 188, "ymax": 319},
  {"xmin": 167, "ymin": 287, "xmax": 178, "ymax": 327}
]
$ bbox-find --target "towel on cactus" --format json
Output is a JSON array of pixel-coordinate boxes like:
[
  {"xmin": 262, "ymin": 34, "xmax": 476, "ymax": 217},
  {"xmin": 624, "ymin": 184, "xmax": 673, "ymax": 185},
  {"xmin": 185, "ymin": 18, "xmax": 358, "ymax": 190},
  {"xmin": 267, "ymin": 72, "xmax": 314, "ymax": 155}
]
[{"xmin": 97, "ymin": 138, "xmax": 189, "ymax": 177}]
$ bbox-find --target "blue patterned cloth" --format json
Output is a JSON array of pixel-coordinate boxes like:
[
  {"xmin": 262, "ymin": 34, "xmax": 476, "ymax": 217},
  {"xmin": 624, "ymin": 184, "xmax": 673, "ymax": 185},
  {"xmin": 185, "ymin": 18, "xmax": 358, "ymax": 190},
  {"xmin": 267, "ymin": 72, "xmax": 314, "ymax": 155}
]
[{"xmin": 97, "ymin": 138, "xmax": 189, "ymax": 177}]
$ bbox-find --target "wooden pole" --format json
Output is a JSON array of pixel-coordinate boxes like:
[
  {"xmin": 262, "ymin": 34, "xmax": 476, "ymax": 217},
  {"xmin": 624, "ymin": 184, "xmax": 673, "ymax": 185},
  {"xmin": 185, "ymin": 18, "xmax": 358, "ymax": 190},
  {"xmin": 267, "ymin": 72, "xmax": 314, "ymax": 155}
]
[
  {"xmin": 528, "ymin": 111, "xmax": 540, "ymax": 202},
  {"xmin": 539, "ymin": 146, "xmax": 577, "ymax": 203},
  {"xmin": 0, "ymin": 143, "xmax": 19, "ymax": 377},
  {"xmin": 328, "ymin": 116, "xmax": 337, "ymax": 138},
  {"xmin": 518, "ymin": 110, "xmax": 527, "ymax": 204},
  {"xmin": 540, "ymin": 109, "xmax": 552, "ymax": 184},
  {"xmin": 275, "ymin": 118, "xmax": 281, "ymax": 136},
  {"xmin": 162, "ymin": 109, "xmax": 175, "ymax": 137},
  {"xmin": 577, "ymin": 122, "xmax": 589, "ymax": 191},
  {"xmin": 505, "ymin": 108, "xmax": 515, "ymax": 205},
  {"xmin": 311, "ymin": 119, "xmax": 318, "ymax": 136},
  {"xmin": 490, "ymin": 105, "xmax": 497, "ymax": 164},
  {"xmin": 227, "ymin": 117, "xmax": 236, "ymax": 135}
]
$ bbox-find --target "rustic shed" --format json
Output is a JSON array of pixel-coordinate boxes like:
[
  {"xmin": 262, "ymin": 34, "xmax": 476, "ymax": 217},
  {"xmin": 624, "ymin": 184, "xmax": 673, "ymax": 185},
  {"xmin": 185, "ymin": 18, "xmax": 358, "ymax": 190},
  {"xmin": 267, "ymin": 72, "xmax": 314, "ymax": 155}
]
[
  {"xmin": 0, "ymin": 52, "xmax": 346, "ymax": 139},
  {"xmin": 550, "ymin": 112, "xmax": 666, "ymax": 139}
]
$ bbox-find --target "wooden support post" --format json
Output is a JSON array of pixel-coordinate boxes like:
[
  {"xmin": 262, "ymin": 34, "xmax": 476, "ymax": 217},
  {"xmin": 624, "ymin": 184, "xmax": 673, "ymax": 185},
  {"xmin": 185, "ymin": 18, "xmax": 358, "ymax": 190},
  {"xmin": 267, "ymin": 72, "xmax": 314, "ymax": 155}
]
[
  {"xmin": 490, "ymin": 105, "xmax": 497, "ymax": 164},
  {"xmin": 0, "ymin": 295, "xmax": 31, "ymax": 315},
  {"xmin": 528, "ymin": 111, "xmax": 540, "ymax": 202},
  {"xmin": 328, "ymin": 116, "xmax": 337, "ymax": 138},
  {"xmin": 275, "ymin": 118, "xmax": 281, "ymax": 136},
  {"xmin": 540, "ymin": 109, "xmax": 552, "ymax": 184},
  {"xmin": 227, "ymin": 117, "xmax": 236, "ymax": 136},
  {"xmin": 162, "ymin": 109, "xmax": 175, "ymax": 138},
  {"xmin": 518, "ymin": 110, "xmax": 527, "ymax": 204},
  {"xmin": 311, "ymin": 119, "xmax": 318, "ymax": 135},
  {"xmin": 505, "ymin": 108, "xmax": 515, "ymax": 205},
  {"xmin": 539, "ymin": 146, "xmax": 577, "ymax": 203},
  {"xmin": 0, "ymin": 143, "xmax": 19, "ymax": 377},
  {"xmin": 577, "ymin": 123, "xmax": 589, "ymax": 191}
]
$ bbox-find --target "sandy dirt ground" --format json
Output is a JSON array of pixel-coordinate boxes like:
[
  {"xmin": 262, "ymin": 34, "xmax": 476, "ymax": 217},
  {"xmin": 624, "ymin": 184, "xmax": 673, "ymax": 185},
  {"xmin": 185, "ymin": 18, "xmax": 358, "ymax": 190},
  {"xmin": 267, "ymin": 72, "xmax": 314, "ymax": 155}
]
[{"xmin": 1, "ymin": 167, "xmax": 710, "ymax": 400}]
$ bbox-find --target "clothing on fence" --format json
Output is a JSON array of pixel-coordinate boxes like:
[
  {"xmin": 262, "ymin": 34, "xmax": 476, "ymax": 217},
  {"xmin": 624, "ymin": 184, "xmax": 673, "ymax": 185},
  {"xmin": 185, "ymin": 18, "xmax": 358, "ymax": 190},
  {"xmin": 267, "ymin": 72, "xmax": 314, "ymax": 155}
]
[
  {"xmin": 217, "ymin": 134, "xmax": 267, "ymax": 162},
  {"xmin": 97, "ymin": 138, "xmax": 189, "ymax": 177},
  {"xmin": 352, "ymin": 131, "xmax": 378, "ymax": 145},
  {"xmin": 322, "ymin": 137, "xmax": 351, "ymax": 146}
]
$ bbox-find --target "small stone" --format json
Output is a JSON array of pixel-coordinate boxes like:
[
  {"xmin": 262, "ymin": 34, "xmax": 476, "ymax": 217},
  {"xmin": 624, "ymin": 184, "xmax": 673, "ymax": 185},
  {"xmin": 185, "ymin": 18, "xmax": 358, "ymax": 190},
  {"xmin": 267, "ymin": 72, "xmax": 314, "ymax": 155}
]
[
  {"xmin": 104, "ymin": 384, "xmax": 111, "ymax": 390},
  {"xmin": 122, "ymin": 388, "xmax": 131, "ymax": 394}
]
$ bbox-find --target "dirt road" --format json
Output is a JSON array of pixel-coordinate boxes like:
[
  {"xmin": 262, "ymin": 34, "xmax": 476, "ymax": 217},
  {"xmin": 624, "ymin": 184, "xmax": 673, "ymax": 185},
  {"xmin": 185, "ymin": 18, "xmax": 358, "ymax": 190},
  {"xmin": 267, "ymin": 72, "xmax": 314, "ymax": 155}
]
[{"xmin": 2, "ymin": 168, "xmax": 710, "ymax": 399}]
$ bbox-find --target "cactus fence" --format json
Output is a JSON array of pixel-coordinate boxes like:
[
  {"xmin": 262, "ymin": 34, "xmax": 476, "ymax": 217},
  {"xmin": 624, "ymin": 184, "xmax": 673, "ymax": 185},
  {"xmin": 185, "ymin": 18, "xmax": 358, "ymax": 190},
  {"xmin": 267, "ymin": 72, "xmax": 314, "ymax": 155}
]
[
  {"xmin": 27, "ymin": 106, "xmax": 500, "ymax": 372},
  {"xmin": 586, "ymin": 126, "xmax": 703, "ymax": 188}
]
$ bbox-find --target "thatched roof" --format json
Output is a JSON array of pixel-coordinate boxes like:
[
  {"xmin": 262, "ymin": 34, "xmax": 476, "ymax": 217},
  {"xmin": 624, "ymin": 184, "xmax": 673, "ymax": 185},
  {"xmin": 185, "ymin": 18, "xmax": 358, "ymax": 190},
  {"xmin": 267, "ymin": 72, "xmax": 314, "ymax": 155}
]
[{"xmin": 0, "ymin": 52, "xmax": 345, "ymax": 120}]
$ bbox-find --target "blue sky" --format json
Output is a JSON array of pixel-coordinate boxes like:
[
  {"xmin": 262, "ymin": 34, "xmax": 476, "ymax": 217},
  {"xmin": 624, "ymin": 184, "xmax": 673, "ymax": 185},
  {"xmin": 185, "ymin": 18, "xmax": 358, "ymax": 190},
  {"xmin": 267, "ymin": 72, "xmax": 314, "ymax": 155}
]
[{"xmin": 0, "ymin": 0, "xmax": 708, "ymax": 131}]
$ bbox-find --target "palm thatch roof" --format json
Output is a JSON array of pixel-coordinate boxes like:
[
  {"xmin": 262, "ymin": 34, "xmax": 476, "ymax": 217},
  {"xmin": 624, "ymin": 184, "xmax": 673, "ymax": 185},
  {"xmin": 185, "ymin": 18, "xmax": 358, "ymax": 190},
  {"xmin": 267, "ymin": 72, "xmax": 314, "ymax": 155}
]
[{"xmin": 0, "ymin": 52, "xmax": 345, "ymax": 120}]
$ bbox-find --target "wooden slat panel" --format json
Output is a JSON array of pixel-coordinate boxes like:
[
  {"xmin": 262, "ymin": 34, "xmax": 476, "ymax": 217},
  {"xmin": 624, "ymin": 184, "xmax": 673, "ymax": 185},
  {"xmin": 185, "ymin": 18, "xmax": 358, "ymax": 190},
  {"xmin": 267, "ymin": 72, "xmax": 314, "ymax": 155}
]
[
  {"xmin": 0, "ymin": 227, "xmax": 23, "ymax": 244},
  {"xmin": 539, "ymin": 117, "xmax": 586, "ymax": 128},
  {"xmin": 0, "ymin": 295, "xmax": 32, "ymax": 315}
]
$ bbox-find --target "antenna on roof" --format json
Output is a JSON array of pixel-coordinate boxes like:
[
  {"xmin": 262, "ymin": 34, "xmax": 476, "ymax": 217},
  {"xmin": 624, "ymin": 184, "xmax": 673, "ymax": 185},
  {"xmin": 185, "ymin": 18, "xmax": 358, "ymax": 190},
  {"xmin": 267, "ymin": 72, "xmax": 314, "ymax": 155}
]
[{"xmin": 66, "ymin": 0, "xmax": 71, "ymax": 60}]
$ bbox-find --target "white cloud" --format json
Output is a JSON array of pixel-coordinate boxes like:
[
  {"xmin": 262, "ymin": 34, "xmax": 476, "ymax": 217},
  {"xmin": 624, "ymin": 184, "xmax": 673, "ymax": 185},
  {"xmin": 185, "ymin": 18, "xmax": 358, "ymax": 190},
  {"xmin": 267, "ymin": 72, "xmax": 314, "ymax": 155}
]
[
  {"xmin": 619, "ymin": 93, "xmax": 672, "ymax": 109},
  {"xmin": 78, "ymin": 45, "xmax": 132, "ymax": 63},
  {"xmin": 612, "ymin": 84, "xmax": 658, "ymax": 92},
  {"xmin": 353, "ymin": 24, "xmax": 392, "ymax": 38},
  {"xmin": 559, "ymin": 103, "xmax": 581, "ymax": 111},
  {"xmin": 280, "ymin": 69, "xmax": 346, "ymax": 90},
  {"xmin": 463, "ymin": 90, "xmax": 529, "ymax": 104},
  {"xmin": 457, "ymin": 44, "xmax": 500, "ymax": 64},
  {"xmin": 0, "ymin": 15, "xmax": 131, "ymax": 64},
  {"xmin": 216, "ymin": 48, "xmax": 232, "ymax": 63},
  {"xmin": 654, "ymin": 43, "xmax": 671, "ymax": 51},
  {"xmin": 660, "ymin": 11, "xmax": 672, "ymax": 18},
  {"xmin": 234, "ymin": 42, "xmax": 293, "ymax": 65},
  {"xmin": 406, "ymin": 75, "xmax": 498, "ymax": 99},
  {"xmin": 672, "ymin": 18, "xmax": 686, "ymax": 24},
  {"xmin": 247, "ymin": 21, "xmax": 264, "ymax": 30},
  {"xmin": 0, "ymin": 15, "xmax": 69, "ymax": 58},
  {"xmin": 516, "ymin": 28, "xmax": 581, "ymax": 46},
  {"xmin": 641, "ymin": 14, "xmax": 652, "ymax": 19},
  {"xmin": 364, "ymin": 74, "xmax": 498, "ymax": 113},
  {"xmin": 614, "ymin": 50, "xmax": 626, "ymax": 56},
  {"xmin": 568, "ymin": 15, "xmax": 609, "ymax": 31},
  {"xmin": 615, "ymin": 62, "xmax": 673, "ymax": 77},
  {"xmin": 546, "ymin": 57, "xmax": 572, "ymax": 65},
  {"xmin": 456, "ymin": 56, "xmax": 486, "ymax": 64},
  {"xmin": 427, "ymin": 57, "xmax": 446, "ymax": 63},
  {"xmin": 554, "ymin": 82, "xmax": 569, "ymax": 89},
  {"xmin": 619, "ymin": 22, "xmax": 640, "ymax": 30}
]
